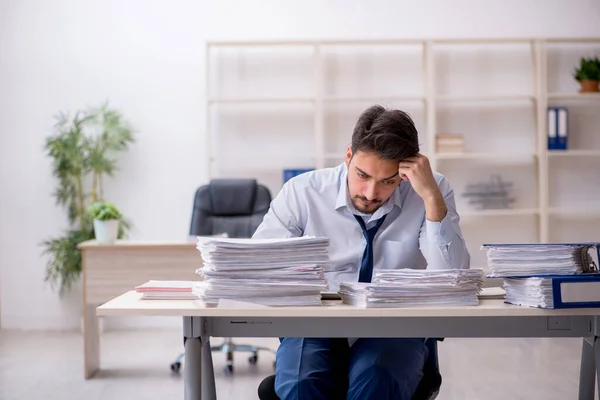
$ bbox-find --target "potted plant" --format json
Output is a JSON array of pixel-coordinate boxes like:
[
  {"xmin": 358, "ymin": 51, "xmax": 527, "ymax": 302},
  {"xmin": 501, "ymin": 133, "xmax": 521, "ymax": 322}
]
[
  {"xmin": 573, "ymin": 56, "xmax": 600, "ymax": 93},
  {"xmin": 42, "ymin": 102, "xmax": 134, "ymax": 294},
  {"xmin": 88, "ymin": 202, "xmax": 123, "ymax": 244}
]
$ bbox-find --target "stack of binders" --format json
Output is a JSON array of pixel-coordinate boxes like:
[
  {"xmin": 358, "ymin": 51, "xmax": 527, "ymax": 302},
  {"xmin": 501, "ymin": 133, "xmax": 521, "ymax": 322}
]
[
  {"xmin": 547, "ymin": 107, "xmax": 568, "ymax": 151},
  {"xmin": 482, "ymin": 242, "xmax": 600, "ymax": 309}
]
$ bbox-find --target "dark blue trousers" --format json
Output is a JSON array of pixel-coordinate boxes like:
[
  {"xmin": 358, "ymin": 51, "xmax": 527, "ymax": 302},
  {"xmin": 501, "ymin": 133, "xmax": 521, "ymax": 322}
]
[{"xmin": 274, "ymin": 337, "xmax": 428, "ymax": 400}]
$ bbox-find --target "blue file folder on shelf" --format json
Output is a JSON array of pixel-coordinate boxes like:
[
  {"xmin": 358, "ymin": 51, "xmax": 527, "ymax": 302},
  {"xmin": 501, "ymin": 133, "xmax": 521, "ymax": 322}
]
[
  {"xmin": 283, "ymin": 168, "xmax": 314, "ymax": 184},
  {"xmin": 503, "ymin": 274, "xmax": 600, "ymax": 309},
  {"xmin": 547, "ymin": 107, "xmax": 568, "ymax": 151}
]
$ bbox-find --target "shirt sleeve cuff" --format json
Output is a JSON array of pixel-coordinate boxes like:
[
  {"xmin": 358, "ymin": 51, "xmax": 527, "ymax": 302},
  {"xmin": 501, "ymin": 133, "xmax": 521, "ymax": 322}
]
[{"xmin": 426, "ymin": 215, "xmax": 455, "ymax": 246}]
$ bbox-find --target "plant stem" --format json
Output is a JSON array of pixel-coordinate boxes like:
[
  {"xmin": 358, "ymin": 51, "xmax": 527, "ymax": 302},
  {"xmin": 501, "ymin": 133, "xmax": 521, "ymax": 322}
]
[
  {"xmin": 91, "ymin": 171, "xmax": 98, "ymax": 204},
  {"xmin": 99, "ymin": 173, "xmax": 104, "ymax": 201},
  {"xmin": 76, "ymin": 174, "xmax": 85, "ymax": 229}
]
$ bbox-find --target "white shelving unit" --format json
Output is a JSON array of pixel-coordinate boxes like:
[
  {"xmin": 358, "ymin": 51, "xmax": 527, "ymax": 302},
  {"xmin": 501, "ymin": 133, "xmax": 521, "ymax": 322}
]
[{"xmin": 206, "ymin": 38, "xmax": 600, "ymax": 267}]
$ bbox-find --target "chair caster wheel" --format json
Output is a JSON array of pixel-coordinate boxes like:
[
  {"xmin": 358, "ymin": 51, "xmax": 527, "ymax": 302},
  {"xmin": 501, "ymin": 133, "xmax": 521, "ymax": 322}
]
[
  {"xmin": 224, "ymin": 364, "xmax": 233, "ymax": 374},
  {"xmin": 249, "ymin": 355, "xmax": 258, "ymax": 365},
  {"xmin": 170, "ymin": 362, "xmax": 181, "ymax": 373}
]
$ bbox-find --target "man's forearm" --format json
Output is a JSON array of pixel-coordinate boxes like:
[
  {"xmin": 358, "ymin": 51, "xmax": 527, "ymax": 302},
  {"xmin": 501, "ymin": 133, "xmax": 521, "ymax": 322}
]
[{"xmin": 424, "ymin": 191, "xmax": 448, "ymax": 222}]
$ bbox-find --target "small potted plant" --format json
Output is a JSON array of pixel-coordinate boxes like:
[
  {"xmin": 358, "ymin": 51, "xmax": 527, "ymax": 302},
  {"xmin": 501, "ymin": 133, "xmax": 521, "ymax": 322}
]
[
  {"xmin": 573, "ymin": 56, "xmax": 600, "ymax": 93},
  {"xmin": 88, "ymin": 202, "xmax": 123, "ymax": 244}
]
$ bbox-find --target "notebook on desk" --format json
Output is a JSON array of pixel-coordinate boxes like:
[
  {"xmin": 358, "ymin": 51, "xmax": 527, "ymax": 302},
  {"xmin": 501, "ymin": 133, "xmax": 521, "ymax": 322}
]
[
  {"xmin": 321, "ymin": 291, "xmax": 341, "ymax": 300},
  {"xmin": 135, "ymin": 280, "xmax": 199, "ymax": 300},
  {"xmin": 477, "ymin": 287, "xmax": 506, "ymax": 299}
]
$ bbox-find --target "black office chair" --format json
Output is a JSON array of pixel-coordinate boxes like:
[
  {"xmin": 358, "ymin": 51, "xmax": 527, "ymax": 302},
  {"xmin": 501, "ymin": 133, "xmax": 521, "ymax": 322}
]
[
  {"xmin": 258, "ymin": 338, "xmax": 442, "ymax": 400},
  {"xmin": 170, "ymin": 178, "xmax": 276, "ymax": 374}
]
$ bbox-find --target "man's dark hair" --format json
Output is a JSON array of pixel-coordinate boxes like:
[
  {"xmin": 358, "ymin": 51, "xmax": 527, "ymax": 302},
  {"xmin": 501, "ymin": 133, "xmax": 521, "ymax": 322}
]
[{"xmin": 351, "ymin": 105, "xmax": 420, "ymax": 161}]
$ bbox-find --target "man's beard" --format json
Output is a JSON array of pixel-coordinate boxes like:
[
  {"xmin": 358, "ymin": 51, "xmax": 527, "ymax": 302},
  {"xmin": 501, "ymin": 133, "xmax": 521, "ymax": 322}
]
[{"xmin": 352, "ymin": 195, "xmax": 383, "ymax": 214}]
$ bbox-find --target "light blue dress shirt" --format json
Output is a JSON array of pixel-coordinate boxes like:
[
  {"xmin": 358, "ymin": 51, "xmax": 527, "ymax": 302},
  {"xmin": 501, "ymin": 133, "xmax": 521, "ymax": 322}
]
[{"xmin": 252, "ymin": 162, "xmax": 470, "ymax": 291}]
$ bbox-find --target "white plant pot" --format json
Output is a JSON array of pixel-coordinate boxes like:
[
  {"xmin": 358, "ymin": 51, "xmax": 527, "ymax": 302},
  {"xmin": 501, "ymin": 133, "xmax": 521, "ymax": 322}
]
[{"xmin": 94, "ymin": 219, "xmax": 120, "ymax": 244}]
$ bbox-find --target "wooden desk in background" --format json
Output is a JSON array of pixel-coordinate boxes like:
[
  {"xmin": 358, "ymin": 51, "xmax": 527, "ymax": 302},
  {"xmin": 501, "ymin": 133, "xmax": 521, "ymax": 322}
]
[{"xmin": 78, "ymin": 240, "xmax": 201, "ymax": 379}]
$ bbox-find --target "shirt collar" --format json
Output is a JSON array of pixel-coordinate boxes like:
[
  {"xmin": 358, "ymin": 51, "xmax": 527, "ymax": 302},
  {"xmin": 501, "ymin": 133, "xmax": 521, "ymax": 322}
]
[
  {"xmin": 335, "ymin": 163, "xmax": 350, "ymax": 211},
  {"xmin": 335, "ymin": 162, "xmax": 404, "ymax": 217}
]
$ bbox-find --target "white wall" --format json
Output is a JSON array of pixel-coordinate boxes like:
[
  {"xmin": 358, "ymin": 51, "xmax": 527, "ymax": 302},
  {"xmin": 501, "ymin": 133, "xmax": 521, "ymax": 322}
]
[{"xmin": 1, "ymin": 0, "xmax": 600, "ymax": 330}]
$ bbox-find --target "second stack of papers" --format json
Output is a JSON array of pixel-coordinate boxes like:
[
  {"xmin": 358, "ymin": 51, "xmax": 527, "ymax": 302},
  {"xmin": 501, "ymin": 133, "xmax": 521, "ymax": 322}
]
[
  {"xmin": 193, "ymin": 236, "xmax": 330, "ymax": 307},
  {"xmin": 339, "ymin": 268, "xmax": 484, "ymax": 308},
  {"xmin": 482, "ymin": 243, "xmax": 596, "ymax": 277}
]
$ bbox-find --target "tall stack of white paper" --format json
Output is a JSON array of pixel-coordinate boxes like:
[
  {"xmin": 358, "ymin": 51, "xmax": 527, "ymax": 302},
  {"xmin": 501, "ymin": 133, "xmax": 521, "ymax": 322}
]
[
  {"xmin": 193, "ymin": 236, "xmax": 330, "ymax": 307},
  {"xmin": 339, "ymin": 269, "xmax": 484, "ymax": 308},
  {"xmin": 483, "ymin": 244, "xmax": 596, "ymax": 277}
]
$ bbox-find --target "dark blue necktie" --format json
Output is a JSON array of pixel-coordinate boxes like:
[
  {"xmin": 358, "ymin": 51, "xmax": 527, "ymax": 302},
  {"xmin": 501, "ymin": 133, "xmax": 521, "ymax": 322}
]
[{"xmin": 354, "ymin": 214, "xmax": 387, "ymax": 283}]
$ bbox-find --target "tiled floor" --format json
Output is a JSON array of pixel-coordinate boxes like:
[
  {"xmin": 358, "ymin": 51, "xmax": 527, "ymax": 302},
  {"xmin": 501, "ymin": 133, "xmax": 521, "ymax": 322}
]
[{"xmin": 0, "ymin": 329, "xmax": 589, "ymax": 399}]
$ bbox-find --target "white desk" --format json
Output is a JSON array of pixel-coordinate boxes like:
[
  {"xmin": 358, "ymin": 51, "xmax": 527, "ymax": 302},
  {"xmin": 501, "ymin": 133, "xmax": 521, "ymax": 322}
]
[{"xmin": 98, "ymin": 291, "xmax": 600, "ymax": 400}]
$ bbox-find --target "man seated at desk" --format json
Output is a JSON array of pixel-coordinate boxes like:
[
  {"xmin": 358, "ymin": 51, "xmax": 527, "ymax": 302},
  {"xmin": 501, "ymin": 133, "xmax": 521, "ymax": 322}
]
[{"xmin": 252, "ymin": 105, "xmax": 471, "ymax": 400}]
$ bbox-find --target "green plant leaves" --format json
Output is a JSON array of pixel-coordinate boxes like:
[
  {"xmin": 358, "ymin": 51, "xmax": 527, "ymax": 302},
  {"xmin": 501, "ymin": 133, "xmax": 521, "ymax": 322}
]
[
  {"xmin": 88, "ymin": 202, "xmax": 123, "ymax": 221},
  {"xmin": 573, "ymin": 56, "xmax": 600, "ymax": 81},
  {"xmin": 44, "ymin": 111, "xmax": 90, "ymax": 227},
  {"xmin": 42, "ymin": 228, "xmax": 94, "ymax": 296},
  {"xmin": 42, "ymin": 102, "xmax": 134, "ymax": 294}
]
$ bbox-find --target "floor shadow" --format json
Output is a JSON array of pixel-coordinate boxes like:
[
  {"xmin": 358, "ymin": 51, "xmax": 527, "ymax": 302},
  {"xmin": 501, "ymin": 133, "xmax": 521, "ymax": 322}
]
[{"xmin": 92, "ymin": 367, "xmax": 184, "ymax": 381}]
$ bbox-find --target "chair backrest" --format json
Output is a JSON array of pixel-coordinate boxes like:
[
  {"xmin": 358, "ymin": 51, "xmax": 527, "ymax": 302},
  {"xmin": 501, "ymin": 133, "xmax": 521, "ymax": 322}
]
[{"xmin": 190, "ymin": 178, "xmax": 272, "ymax": 238}]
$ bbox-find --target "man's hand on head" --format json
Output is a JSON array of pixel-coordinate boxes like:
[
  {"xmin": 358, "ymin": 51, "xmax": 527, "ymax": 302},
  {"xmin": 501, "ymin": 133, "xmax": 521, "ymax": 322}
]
[
  {"xmin": 397, "ymin": 154, "xmax": 439, "ymax": 199},
  {"xmin": 398, "ymin": 154, "xmax": 447, "ymax": 222}
]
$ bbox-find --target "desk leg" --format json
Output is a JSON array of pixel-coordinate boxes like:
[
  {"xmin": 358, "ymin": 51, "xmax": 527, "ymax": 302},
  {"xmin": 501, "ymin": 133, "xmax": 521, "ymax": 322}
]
[
  {"xmin": 83, "ymin": 304, "xmax": 100, "ymax": 379},
  {"xmin": 579, "ymin": 337, "xmax": 597, "ymax": 400},
  {"xmin": 183, "ymin": 317, "xmax": 216, "ymax": 400},
  {"xmin": 592, "ymin": 336, "xmax": 600, "ymax": 400}
]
